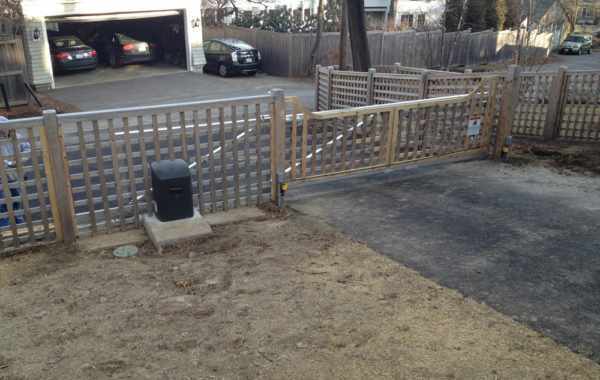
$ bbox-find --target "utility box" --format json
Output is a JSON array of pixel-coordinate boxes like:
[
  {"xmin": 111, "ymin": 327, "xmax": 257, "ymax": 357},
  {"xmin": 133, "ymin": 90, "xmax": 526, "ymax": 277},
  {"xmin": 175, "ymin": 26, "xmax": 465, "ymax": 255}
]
[{"xmin": 150, "ymin": 159, "xmax": 193, "ymax": 222}]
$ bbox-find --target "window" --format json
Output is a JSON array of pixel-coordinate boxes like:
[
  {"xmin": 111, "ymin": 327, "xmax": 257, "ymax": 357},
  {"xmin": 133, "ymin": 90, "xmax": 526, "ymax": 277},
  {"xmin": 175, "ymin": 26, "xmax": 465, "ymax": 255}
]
[
  {"xmin": 417, "ymin": 14, "xmax": 425, "ymax": 27},
  {"xmin": 400, "ymin": 14, "xmax": 414, "ymax": 29}
]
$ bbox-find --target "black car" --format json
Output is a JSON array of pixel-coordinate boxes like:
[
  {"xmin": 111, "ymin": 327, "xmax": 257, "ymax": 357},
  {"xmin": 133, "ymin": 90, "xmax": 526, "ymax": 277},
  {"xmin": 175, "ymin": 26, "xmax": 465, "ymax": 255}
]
[
  {"xmin": 87, "ymin": 31, "xmax": 159, "ymax": 68},
  {"xmin": 49, "ymin": 35, "xmax": 98, "ymax": 73},
  {"xmin": 203, "ymin": 39, "xmax": 261, "ymax": 77}
]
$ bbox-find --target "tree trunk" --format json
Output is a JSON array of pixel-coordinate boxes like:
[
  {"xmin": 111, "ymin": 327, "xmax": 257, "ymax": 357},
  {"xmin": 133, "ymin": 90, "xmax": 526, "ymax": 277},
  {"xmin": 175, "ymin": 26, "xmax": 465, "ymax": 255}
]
[
  {"xmin": 347, "ymin": 0, "xmax": 371, "ymax": 71},
  {"xmin": 513, "ymin": 0, "xmax": 524, "ymax": 65},
  {"xmin": 386, "ymin": 0, "xmax": 398, "ymax": 31},
  {"xmin": 447, "ymin": 0, "xmax": 467, "ymax": 70},
  {"xmin": 309, "ymin": 0, "xmax": 324, "ymax": 76},
  {"xmin": 339, "ymin": 0, "xmax": 349, "ymax": 69}
]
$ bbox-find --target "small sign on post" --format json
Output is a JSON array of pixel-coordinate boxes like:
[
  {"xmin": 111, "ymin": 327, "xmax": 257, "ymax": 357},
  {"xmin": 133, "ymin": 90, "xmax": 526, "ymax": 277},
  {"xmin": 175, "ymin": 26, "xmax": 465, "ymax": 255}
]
[{"xmin": 468, "ymin": 116, "xmax": 482, "ymax": 136}]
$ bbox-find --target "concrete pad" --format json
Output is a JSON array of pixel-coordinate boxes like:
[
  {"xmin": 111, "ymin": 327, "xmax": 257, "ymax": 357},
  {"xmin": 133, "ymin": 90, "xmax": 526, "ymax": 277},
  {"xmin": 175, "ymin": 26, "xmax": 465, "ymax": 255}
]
[
  {"xmin": 76, "ymin": 229, "xmax": 147, "ymax": 252},
  {"xmin": 203, "ymin": 206, "xmax": 266, "ymax": 226},
  {"xmin": 143, "ymin": 209, "xmax": 212, "ymax": 253}
]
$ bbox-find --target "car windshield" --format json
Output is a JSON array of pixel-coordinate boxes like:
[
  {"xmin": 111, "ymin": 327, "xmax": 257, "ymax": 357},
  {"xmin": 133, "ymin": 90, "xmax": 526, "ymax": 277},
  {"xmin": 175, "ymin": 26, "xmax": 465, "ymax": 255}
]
[
  {"xmin": 115, "ymin": 33, "xmax": 146, "ymax": 44},
  {"xmin": 52, "ymin": 38, "xmax": 82, "ymax": 47},
  {"xmin": 565, "ymin": 36, "xmax": 584, "ymax": 43}
]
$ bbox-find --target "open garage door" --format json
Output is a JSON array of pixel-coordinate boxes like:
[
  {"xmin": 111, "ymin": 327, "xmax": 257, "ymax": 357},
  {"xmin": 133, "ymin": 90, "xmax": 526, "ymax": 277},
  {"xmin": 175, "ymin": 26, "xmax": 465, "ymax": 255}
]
[{"xmin": 45, "ymin": 10, "xmax": 187, "ymax": 87}]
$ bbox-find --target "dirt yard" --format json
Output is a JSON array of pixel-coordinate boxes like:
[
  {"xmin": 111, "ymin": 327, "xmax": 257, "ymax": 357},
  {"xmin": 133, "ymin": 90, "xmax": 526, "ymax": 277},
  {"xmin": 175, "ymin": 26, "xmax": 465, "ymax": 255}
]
[{"xmin": 1, "ymin": 205, "xmax": 599, "ymax": 379}]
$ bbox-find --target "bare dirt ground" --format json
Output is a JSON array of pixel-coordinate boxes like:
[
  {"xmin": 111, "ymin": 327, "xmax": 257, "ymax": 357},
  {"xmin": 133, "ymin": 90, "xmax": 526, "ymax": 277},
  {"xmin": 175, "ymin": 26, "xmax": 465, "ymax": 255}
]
[
  {"xmin": 1, "ymin": 205, "xmax": 600, "ymax": 379},
  {"xmin": 1, "ymin": 94, "xmax": 80, "ymax": 119},
  {"xmin": 511, "ymin": 137, "xmax": 600, "ymax": 175}
]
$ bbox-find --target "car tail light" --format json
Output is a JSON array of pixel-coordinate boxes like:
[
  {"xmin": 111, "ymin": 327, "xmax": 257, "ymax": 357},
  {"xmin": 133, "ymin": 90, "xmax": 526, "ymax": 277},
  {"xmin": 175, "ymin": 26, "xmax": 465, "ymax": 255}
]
[
  {"xmin": 149, "ymin": 43, "xmax": 157, "ymax": 48},
  {"xmin": 90, "ymin": 50, "xmax": 97, "ymax": 56},
  {"xmin": 122, "ymin": 44, "xmax": 134, "ymax": 51},
  {"xmin": 231, "ymin": 51, "xmax": 238, "ymax": 63},
  {"xmin": 56, "ymin": 53, "xmax": 71, "ymax": 60}
]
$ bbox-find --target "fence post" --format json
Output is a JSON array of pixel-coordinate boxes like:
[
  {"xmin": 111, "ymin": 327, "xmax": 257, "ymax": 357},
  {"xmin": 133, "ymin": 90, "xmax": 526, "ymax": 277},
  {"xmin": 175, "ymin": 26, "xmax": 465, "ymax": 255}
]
[
  {"xmin": 418, "ymin": 71, "xmax": 430, "ymax": 99},
  {"xmin": 314, "ymin": 64, "xmax": 321, "ymax": 110},
  {"xmin": 366, "ymin": 68, "xmax": 376, "ymax": 105},
  {"xmin": 40, "ymin": 110, "xmax": 77, "ymax": 243},
  {"xmin": 394, "ymin": 62, "xmax": 402, "ymax": 74},
  {"xmin": 270, "ymin": 89, "xmax": 285, "ymax": 202},
  {"xmin": 326, "ymin": 66, "xmax": 334, "ymax": 110},
  {"xmin": 494, "ymin": 65, "xmax": 521, "ymax": 160},
  {"xmin": 543, "ymin": 66, "xmax": 567, "ymax": 140}
]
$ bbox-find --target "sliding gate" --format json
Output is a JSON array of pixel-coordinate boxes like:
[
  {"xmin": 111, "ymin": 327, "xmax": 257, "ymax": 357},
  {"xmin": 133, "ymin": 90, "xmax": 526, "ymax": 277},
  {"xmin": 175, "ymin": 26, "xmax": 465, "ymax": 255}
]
[{"xmin": 283, "ymin": 76, "xmax": 500, "ymax": 184}]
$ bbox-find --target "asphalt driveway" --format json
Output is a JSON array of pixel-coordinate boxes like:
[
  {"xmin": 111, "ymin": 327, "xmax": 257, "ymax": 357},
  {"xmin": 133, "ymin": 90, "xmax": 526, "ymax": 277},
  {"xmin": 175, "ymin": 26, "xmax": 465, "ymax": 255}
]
[
  {"xmin": 286, "ymin": 157, "xmax": 600, "ymax": 363},
  {"xmin": 43, "ymin": 71, "xmax": 315, "ymax": 112}
]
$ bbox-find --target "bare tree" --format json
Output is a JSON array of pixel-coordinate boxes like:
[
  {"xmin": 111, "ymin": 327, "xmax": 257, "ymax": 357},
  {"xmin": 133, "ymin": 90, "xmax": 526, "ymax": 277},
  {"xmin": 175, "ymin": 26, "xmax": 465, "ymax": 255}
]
[
  {"xmin": 338, "ymin": 0, "xmax": 349, "ymax": 68},
  {"xmin": 555, "ymin": 0, "xmax": 584, "ymax": 33},
  {"xmin": 347, "ymin": 0, "xmax": 371, "ymax": 71},
  {"xmin": 309, "ymin": 0, "xmax": 324, "ymax": 76},
  {"xmin": 0, "ymin": 0, "xmax": 24, "ymax": 37}
]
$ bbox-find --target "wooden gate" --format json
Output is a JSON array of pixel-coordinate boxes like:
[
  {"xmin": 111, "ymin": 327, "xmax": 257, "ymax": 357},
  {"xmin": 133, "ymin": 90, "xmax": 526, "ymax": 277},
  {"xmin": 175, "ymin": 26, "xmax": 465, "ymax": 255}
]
[{"xmin": 283, "ymin": 76, "xmax": 500, "ymax": 184}]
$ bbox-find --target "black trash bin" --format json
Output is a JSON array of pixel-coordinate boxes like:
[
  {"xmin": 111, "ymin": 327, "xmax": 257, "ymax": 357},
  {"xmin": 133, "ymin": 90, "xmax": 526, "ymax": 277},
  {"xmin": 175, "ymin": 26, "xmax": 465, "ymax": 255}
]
[{"xmin": 150, "ymin": 159, "xmax": 193, "ymax": 222}]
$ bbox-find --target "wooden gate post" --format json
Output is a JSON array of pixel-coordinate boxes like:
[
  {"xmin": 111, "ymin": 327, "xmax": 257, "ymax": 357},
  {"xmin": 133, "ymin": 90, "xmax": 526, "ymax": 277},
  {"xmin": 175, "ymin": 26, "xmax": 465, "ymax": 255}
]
[
  {"xmin": 366, "ymin": 68, "xmax": 376, "ymax": 105},
  {"xmin": 494, "ymin": 65, "xmax": 521, "ymax": 160},
  {"xmin": 314, "ymin": 64, "xmax": 322, "ymax": 110},
  {"xmin": 326, "ymin": 66, "xmax": 334, "ymax": 110},
  {"xmin": 394, "ymin": 62, "xmax": 402, "ymax": 74},
  {"xmin": 418, "ymin": 71, "xmax": 430, "ymax": 99},
  {"xmin": 40, "ymin": 110, "xmax": 77, "ymax": 243},
  {"xmin": 270, "ymin": 89, "xmax": 285, "ymax": 201},
  {"xmin": 543, "ymin": 66, "xmax": 567, "ymax": 140}
]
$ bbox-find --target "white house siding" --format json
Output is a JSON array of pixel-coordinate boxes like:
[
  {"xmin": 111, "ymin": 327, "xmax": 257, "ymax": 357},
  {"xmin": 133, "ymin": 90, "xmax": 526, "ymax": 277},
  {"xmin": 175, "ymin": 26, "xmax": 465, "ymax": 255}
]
[
  {"xmin": 393, "ymin": 0, "xmax": 445, "ymax": 27},
  {"xmin": 20, "ymin": 0, "xmax": 205, "ymax": 90}
]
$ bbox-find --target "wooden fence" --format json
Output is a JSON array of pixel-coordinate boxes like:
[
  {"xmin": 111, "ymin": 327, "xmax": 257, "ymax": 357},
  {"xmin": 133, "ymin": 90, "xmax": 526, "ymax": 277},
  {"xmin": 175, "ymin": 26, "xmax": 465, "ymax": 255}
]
[
  {"xmin": 0, "ymin": 80, "xmax": 511, "ymax": 253},
  {"xmin": 0, "ymin": 93, "xmax": 278, "ymax": 251},
  {"xmin": 283, "ymin": 76, "xmax": 501, "ymax": 184},
  {"xmin": 203, "ymin": 26, "xmax": 554, "ymax": 77},
  {"xmin": 0, "ymin": 37, "xmax": 28, "ymax": 108},
  {"xmin": 315, "ymin": 65, "xmax": 600, "ymax": 141}
]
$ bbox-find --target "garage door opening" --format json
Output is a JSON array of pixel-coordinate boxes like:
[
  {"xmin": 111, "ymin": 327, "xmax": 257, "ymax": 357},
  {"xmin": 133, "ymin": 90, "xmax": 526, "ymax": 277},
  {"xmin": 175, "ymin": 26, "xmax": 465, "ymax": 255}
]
[{"xmin": 45, "ymin": 11, "xmax": 188, "ymax": 87}]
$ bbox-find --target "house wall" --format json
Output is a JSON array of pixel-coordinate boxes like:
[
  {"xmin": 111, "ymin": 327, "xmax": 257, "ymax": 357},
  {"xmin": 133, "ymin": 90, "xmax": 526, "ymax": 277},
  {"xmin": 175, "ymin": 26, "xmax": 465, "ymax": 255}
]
[{"xmin": 19, "ymin": 0, "xmax": 205, "ymax": 90}]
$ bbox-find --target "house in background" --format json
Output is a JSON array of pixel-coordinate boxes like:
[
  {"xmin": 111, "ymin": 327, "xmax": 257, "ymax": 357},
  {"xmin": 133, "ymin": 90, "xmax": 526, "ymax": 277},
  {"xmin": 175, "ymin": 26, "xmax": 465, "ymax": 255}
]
[
  {"xmin": 365, "ymin": 0, "xmax": 444, "ymax": 30},
  {"xmin": 19, "ymin": 0, "xmax": 205, "ymax": 91}
]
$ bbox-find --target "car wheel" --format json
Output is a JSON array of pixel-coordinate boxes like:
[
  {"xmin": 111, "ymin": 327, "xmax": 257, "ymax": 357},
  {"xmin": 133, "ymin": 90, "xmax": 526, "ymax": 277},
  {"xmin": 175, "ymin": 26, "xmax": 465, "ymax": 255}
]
[
  {"xmin": 218, "ymin": 63, "xmax": 228, "ymax": 77},
  {"xmin": 247, "ymin": 71, "xmax": 257, "ymax": 76},
  {"xmin": 109, "ymin": 53, "xmax": 122, "ymax": 68},
  {"xmin": 202, "ymin": 65, "xmax": 208, "ymax": 73}
]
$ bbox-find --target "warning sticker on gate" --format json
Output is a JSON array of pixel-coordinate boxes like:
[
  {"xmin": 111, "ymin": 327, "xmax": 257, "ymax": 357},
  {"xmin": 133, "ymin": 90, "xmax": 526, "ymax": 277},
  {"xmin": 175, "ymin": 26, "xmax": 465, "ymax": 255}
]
[{"xmin": 468, "ymin": 116, "xmax": 482, "ymax": 136}]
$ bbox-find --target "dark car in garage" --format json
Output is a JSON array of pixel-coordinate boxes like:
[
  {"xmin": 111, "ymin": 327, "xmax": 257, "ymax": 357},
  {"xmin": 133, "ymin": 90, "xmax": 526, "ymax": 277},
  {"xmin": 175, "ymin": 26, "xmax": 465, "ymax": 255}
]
[
  {"xmin": 202, "ymin": 39, "xmax": 261, "ymax": 77},
  {"xmin": 49, "ymin": 35, "xmax": 98, "ymax": 73},
  {"xmin": 87, "ymin": 31, "xmax": 159, "ymax": 68}
]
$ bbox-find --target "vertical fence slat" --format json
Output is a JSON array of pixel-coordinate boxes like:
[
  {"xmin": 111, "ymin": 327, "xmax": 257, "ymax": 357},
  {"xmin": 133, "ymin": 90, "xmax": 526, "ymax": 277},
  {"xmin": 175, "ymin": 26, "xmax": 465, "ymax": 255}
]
[
  {"xmin": 232, "ymin": 106, "xmax": 240, "ymax": 208},
  {"xmin": 122, "ymin": 118, "xmax": 139, "ymax": 228},
  {"xmin": 107, "ymin": 119, "xmax": 125, "ymax": 231},
  {"xmin": 137, "ymin": 115, "xmax": 152, "ymax": 217},
  {"xmin": 207, "ymin": 108, "xmax": 217, "ymax": 212},
  {"xmin": 27, "ymin": 127, "xmax": 50, "ymax": 238},
  {"xmin": 243, "ymin": 106, "xmax": 251, "ymax": 207},
  {"xmin": 93, "ymin": 120, "xmax": 112, "ymax": 233}
]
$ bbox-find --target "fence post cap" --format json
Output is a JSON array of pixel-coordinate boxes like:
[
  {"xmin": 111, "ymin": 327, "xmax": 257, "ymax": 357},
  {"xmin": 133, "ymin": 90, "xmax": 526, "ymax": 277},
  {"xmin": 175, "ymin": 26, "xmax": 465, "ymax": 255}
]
[{"xmin": 42, "ymin": 109, "xmax": 57, "ymax": 116}]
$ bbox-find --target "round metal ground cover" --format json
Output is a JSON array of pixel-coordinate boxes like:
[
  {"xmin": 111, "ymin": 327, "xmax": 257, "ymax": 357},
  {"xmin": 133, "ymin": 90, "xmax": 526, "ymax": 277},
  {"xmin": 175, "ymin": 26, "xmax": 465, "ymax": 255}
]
[{"xmin": 112, "ymin": 245, "xmax": 139, "ymax": 258}]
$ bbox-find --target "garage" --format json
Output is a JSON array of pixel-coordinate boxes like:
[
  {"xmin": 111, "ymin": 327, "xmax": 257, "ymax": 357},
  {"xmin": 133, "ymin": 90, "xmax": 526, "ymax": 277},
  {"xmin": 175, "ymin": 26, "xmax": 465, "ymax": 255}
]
[{"xmin": 19, "ymin": 1, "xmax": 206, "ymax": 91}]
